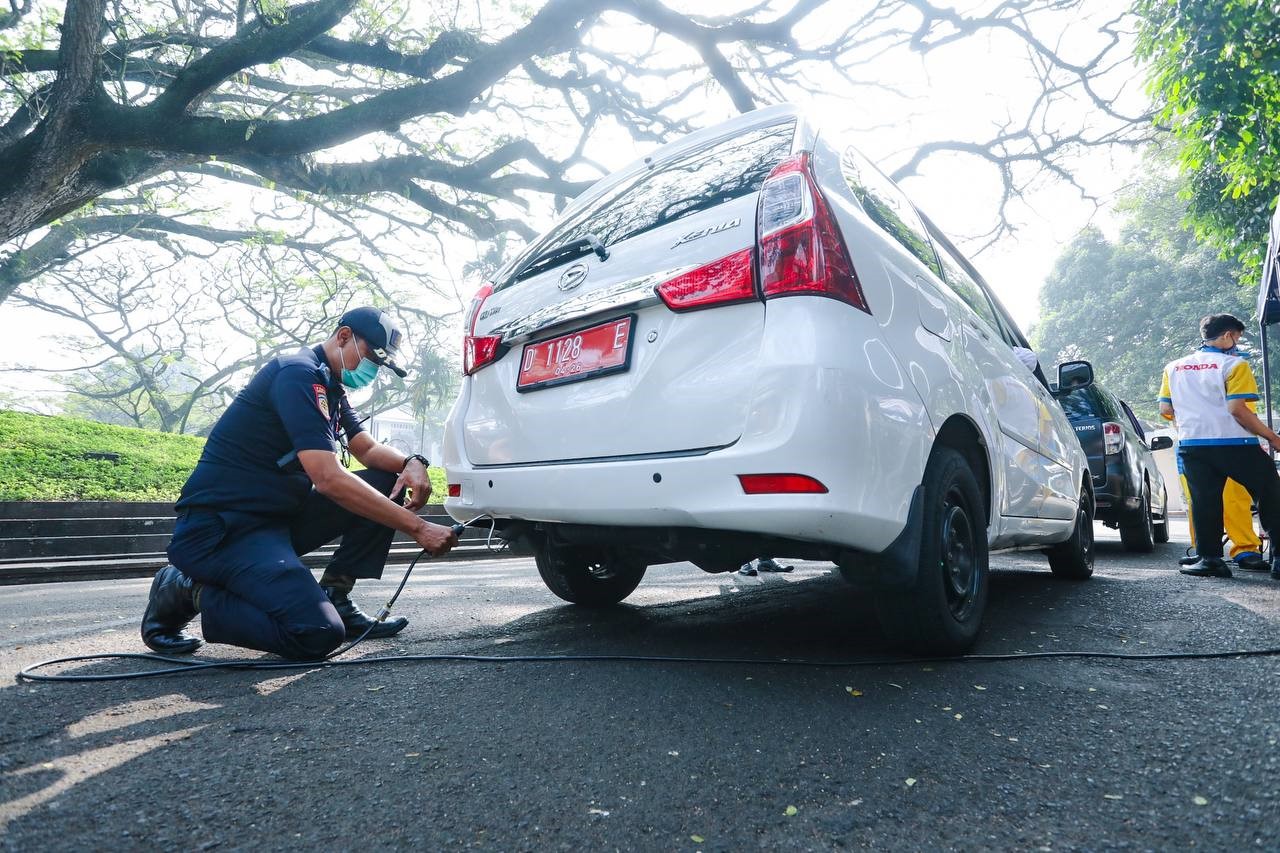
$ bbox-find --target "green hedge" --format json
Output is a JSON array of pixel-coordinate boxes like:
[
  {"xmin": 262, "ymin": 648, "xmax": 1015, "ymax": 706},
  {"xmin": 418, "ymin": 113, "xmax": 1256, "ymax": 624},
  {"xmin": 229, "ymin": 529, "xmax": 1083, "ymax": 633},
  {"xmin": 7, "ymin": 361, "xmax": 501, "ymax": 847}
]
[
  {"xmin": 0, "ymin": 410, "xmax": 448, "ymax": 502},
  {"xmin": 0, "ymin": 410, "xmax": 205, "ymax": 501}
]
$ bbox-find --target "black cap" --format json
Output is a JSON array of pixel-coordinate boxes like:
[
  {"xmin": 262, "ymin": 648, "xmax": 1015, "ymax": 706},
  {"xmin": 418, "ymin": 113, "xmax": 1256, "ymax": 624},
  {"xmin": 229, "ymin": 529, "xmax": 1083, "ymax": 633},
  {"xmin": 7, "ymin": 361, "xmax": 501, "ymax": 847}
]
[{"xmin": 337, "ymin": 307, "xmax": 408, "ymax": 378}]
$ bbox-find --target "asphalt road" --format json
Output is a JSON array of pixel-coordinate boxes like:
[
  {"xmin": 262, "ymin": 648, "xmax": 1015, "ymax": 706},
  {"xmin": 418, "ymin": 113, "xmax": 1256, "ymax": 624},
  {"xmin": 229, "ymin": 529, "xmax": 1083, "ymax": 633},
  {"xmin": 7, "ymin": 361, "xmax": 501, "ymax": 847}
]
[{"xmin": 2, "ymin": 519, "xmax": 1279, "ymax": 851}]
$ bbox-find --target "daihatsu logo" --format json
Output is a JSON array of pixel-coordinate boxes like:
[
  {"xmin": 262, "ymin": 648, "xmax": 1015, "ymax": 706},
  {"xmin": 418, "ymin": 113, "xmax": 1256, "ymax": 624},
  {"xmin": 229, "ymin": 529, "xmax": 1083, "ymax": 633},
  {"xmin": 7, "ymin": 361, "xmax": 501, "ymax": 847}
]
[{"xmin": 558, "ymin": 263, "xmax": 589, "ymax": 291}]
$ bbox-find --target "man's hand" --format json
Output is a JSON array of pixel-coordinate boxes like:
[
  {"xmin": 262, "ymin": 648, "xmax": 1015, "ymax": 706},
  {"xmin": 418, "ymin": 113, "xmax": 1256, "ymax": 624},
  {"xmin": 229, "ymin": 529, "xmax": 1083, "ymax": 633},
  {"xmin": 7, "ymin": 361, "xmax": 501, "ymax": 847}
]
[
  {"xmin": 413, "ymin": 520, "xmax": 458, "ymax": 557},
  {"xmin": 392, "ymin": 458, "xmax": 432, "ymax": 511},
  {"xmin": 1268, "ymin": 436, "xmax": 1280, "ymax": 455}
]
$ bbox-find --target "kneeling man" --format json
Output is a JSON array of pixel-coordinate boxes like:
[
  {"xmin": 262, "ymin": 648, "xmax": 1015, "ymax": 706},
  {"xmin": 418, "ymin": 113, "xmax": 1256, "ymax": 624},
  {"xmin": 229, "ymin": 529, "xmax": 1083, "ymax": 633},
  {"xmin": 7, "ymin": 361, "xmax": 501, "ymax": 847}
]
[{"xmin": 141, "ymin": 307, "xmax": 458, "ymax": 659}]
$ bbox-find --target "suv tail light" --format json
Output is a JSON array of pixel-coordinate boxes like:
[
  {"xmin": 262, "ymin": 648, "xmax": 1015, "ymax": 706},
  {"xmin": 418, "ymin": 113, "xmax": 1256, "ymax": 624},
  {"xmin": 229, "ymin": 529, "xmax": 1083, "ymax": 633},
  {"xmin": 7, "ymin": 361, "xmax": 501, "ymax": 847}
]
[
  {"xmin": 1102, "ymin": 422, "xmax": 1124, "ymax": 455},
  {"xmin": 656, "ymin": 248, "xmax": 756, "ymax": 312},
  {"xmin": 463, "ymin": 284, "xmax": 503, "ymax": 376},
  {"xmin": 757, "ymin": 153, "xmax": 869, "ymax": 313}
]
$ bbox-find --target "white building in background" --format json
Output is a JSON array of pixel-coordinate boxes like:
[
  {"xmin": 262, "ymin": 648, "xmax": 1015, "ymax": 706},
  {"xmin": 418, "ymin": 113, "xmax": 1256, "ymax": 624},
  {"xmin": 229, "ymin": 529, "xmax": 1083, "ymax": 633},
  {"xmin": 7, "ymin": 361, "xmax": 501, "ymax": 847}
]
[{"xmin": 367, "ymin": 406, "xmax": 440, "ymax": 462}]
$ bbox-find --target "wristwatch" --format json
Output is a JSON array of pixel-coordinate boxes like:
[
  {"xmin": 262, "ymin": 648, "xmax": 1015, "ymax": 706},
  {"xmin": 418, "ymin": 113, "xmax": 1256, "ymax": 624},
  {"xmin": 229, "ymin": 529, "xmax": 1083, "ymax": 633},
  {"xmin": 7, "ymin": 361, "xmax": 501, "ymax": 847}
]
[{"xmin": 400, "ymin": 453, "xmax": 430, "ymax": 471}]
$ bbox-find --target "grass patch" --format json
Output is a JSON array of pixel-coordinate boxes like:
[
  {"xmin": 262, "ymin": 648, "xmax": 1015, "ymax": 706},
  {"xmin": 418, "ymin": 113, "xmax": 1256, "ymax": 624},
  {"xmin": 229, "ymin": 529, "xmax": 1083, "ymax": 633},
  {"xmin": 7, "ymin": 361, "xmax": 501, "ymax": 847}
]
[
  {"xmin": 0, "ymin": 410, "xmax": 448, "ymax": 503},
  {"xmin": 0, "ymin": 410, "xmax": 205, "ymax": 501}
]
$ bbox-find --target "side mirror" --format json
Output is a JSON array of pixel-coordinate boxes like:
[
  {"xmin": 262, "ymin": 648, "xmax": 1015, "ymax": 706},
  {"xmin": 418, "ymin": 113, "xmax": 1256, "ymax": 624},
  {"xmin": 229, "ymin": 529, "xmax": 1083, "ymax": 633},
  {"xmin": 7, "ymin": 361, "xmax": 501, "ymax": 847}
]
[
  {"xmin": 1057, "ymin": 360, "xmax": 1094, "ymax": 392},
  {"xmin": 1150, "ymin": 436, "xmax": 1174, "ymax": 451}
]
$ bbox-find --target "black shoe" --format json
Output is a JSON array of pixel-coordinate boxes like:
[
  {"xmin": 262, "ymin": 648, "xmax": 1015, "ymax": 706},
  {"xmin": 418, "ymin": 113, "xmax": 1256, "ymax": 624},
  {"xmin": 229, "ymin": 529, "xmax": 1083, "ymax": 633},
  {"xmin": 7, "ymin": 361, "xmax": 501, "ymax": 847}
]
[
  {"xmin": 1178, "ymin": 554, "xmax": 1201, "ymax": 566},
  {"xmin": 756, "ymin": 558, "xmax": 793, "ymax": 573},
  {"xmin": 738, "ymin": 563, "xmax": 758, "ymax": 576},
  {"xmin": 1179, "ymin": 558, "xmax": 1233, "ymax": 579},
  {"xmin": 141, "ymin": 565, "xmax": 202, "ymax": 654},
  {"xmin": 322, "ymin": 586, "xmax": 408, "ymax": 640},
  {"xmin": 1235, "ymin": 554, "xmax": 1270, "ymax": 572}
]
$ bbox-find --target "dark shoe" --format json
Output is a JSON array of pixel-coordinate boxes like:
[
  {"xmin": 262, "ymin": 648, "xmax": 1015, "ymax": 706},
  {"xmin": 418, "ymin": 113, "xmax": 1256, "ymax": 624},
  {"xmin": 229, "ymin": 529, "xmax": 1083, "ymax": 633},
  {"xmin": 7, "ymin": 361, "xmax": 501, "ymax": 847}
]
[
  {"xmin": 1179, "ymin": 558, "xmax": 1233, "ymax": 579},
  {"xmin": 756, "ymin": 558, "xmax": 793, "ymax": 573},
  {"xmin": 1179, "ymin": 553, "xmax": 1201, "ymax": 566},
  {"xmin": 738, "ymin": 563, "xmax": 758, "ymax": 576},
  {"xmin": 1235, "ymin": 553, "xmax": 1270, "ymax": 572},
  {"xmin": 322, "ymin": 586, "xmax": 407, "ymax": 640},
  {"xmin": 141, "ymin": 565, "xmax": 202, "ymax": 654}
]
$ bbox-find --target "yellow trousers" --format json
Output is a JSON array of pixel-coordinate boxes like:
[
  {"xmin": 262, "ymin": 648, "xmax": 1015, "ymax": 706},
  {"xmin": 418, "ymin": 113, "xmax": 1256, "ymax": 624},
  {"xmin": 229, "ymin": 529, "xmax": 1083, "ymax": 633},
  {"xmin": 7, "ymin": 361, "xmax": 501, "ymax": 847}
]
[{"xmin": 1179, "ymin": 474, "xmax": 1262, "ymax": 558}]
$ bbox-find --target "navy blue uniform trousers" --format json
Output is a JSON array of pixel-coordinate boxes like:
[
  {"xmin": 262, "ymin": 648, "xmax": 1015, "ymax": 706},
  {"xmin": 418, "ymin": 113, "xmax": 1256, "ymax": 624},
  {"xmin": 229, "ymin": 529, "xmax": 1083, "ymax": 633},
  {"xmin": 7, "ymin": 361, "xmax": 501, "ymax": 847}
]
[{"xmin": 167, "ymin": 468, "xmax": 400, "ymax": 660}]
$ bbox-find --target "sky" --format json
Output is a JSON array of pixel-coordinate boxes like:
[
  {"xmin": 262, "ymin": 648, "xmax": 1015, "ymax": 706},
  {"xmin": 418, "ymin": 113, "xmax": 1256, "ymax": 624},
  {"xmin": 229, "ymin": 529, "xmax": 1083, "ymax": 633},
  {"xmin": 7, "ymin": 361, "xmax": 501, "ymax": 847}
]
[{"xmin": 0, "ymin": 1, "xmax": 1152, "ymax": 406}]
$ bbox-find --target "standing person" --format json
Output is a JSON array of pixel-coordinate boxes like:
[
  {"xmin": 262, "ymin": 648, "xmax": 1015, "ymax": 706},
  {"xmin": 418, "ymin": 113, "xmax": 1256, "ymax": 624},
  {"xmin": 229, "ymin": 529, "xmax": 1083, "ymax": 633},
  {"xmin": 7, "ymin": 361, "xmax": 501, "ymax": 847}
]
[
  {"xmin": 1158, "ymin": 314, "xmax": 1280, "ymax": 579},
  {"xmin": 140, "ymin": 307, "xmax": 459, "ymax": 659}
]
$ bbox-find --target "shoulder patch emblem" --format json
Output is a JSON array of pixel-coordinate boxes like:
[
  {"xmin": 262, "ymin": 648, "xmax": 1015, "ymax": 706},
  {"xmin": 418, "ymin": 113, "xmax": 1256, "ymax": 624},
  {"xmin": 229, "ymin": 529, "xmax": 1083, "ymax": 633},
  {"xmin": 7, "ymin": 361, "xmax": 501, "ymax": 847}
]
[{"xmin": 313, "ymin": 383, "xmax": 329, "ymax": 419}]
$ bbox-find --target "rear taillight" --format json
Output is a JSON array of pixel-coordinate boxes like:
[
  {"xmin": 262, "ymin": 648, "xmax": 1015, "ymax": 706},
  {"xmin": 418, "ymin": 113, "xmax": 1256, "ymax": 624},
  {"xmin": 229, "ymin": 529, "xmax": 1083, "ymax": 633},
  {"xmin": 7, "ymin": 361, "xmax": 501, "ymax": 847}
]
[
  {"xmin": 738, "ymin": 473, "xmax": 829, "ymax": 495},
  {"xmin": 1103, "ymin": 422, "xmax": 1123, "ymax": 455},
  {"xmin": 447, "ymin": 483, "xmax": 462, "ymax": 498},
  {"xmin": 656, "ymin": 248, "xmax": 756, "ymax": 312},
  {"xmin": 757, "ymin": 153, "xmax": 869, "ymax": 313},
  {"xmin": 463, "ymin": 283, "xmax": 503, "ymax": 376}
]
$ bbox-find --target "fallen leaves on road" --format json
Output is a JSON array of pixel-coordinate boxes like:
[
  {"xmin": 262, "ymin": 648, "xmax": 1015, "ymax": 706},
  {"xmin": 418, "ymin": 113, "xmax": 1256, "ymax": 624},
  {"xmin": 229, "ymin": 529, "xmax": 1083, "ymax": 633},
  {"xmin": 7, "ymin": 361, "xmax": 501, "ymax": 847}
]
[
  {"xmin": 845, "ymin": 686, "xmax": 863, "ymax": 697},
  {"xmin": 1193, "ymin": 796, "xmax": 1209, "ymax": 806},
  {"xmin": 690, "ymin": 835, "xmax": 705, "ymax": 843},
  {"xmin": 1103, "ymin": 794, "xmax": 1123, "ymax": 801},
  {"xmin": 905, "ymin": 778, "xmax": 917, "ymax": 787},
  {"xmin": 784, "ymin": 805, "xmax": 798, "ymax": 816}
]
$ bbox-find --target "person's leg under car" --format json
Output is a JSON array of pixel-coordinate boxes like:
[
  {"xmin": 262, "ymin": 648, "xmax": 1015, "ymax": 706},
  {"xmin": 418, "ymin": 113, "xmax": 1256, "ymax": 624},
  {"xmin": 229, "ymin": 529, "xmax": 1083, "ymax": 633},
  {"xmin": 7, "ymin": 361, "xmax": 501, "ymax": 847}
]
[
  {"xmin": 1178, "ymin": 448, "xmax": 1232, "ymax": 577},
  {"xmin": 167, "ymin": 510, "xmax": 346, "ymax": 659},
  {"xmin": 289, "ymin": 467, "xmax": 406, "ymax": 639}
]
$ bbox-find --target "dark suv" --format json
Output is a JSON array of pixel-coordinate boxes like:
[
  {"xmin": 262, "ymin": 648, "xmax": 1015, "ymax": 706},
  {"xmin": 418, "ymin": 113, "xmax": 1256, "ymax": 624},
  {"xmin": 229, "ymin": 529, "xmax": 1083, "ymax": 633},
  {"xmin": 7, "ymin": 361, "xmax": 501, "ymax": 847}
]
[{"xmin": 1053, "ymin": 368, "xmax": 1172, "ymax": 552}]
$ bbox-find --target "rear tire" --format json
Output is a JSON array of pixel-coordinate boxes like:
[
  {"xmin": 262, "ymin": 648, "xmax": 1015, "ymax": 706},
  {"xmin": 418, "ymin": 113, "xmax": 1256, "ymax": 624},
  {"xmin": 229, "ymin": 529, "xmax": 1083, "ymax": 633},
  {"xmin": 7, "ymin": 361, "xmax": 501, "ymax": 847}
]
[
  {"xmin": 1152, "ymin": 488, "xmax": 1170, "ymax": 544},
  {"xmin": 1119, "ymin": 488, "xmax": 1156, "ymax": 553},
  {"xmin": 874, "ymin": 448, "xmax": 989, "ymax": 655},
  {"xmin": 534, "ymin": 541, "xmax": 646, "ymax": 607},
  {"xmin": 1048, "ymin": 491, "xmax": 1095, "ymax": 579}
]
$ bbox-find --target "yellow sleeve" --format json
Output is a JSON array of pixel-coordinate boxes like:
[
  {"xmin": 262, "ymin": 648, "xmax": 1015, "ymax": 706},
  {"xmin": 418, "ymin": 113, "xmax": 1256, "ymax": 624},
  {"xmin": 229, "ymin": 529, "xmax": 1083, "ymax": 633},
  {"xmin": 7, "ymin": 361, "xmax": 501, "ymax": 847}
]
[
  {"xmin": 1225, "ymin": 360, "xmax": 1260, "ymax": 402},
  {"xmin": 1158, "ymin": 369, "xmax": 1174, "ymax": 419}
]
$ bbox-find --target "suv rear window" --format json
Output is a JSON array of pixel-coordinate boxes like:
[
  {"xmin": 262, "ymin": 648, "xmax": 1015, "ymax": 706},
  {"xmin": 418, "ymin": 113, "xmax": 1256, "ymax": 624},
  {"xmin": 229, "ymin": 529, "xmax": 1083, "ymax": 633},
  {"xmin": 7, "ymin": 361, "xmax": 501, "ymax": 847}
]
[
  {"xmin": 499, "ymin": 121, "xmax": 796, "ymax": 290},
  {"xmin": 1055, "ymin": 387, "xmax": 1101, "ymax": 420}
]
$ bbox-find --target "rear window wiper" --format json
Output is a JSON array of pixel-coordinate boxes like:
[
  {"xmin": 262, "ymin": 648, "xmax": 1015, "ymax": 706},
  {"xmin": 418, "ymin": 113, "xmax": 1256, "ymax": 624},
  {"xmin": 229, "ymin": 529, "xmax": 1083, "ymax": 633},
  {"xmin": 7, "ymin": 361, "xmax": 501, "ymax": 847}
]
[{"xmin": 511, "ymin": 233, "xmax": 609, "ymax": 283}]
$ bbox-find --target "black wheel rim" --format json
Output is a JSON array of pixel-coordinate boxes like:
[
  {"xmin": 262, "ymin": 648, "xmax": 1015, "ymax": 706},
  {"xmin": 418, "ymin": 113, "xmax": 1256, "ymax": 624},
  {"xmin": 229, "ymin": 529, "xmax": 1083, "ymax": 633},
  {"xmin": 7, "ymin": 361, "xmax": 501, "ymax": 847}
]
[
  {"xmin": 940, "ymin": 487, "xmax": 979, "ymax": 620},
  {"xmin": 585, "ymin": 559, "xmax": 617, "ymax": 581}
]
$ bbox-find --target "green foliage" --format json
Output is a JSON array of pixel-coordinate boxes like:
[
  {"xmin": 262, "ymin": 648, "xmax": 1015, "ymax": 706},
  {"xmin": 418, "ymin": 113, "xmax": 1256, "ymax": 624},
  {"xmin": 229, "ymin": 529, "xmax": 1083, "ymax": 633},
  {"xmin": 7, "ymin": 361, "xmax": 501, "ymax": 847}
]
[
  {"xmin": 0, "ymin": 409, "xmax": 449, "ymax": 502},
  {"xmin": 1136, "ymin": 0, "xmax": 1280, "ymax": 275},
  {"xmin": 0, "ymin": 409, "xmax": 204, "ymax": 501},
  {"xmin": 1033, "ymin": 173, "xmax": 1251, "ymax": 420}
]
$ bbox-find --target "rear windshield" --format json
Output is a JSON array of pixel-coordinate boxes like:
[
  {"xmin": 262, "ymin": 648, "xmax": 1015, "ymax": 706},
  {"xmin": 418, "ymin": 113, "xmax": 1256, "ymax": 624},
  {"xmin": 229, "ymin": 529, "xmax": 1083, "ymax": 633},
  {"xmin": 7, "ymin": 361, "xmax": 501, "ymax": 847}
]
[
  {"xmin": 498, "ymin": 120, "xmax": 796, "ymax": 290},
  {"xmin": 1055, "ymin": 387, "xmax": 1102, "ymax": 420}
]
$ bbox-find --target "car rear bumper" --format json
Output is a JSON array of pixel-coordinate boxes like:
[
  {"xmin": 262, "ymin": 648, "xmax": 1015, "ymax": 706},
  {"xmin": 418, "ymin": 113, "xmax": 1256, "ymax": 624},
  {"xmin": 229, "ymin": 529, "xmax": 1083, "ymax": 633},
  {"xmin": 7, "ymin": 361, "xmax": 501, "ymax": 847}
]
[
  {"xmin": 443, "ymin": 350, "xmax": 932, "ymax": 554},
  {"xmin": 1092, "ymin": 461, "xmax": 1142, "ymax": 521}
]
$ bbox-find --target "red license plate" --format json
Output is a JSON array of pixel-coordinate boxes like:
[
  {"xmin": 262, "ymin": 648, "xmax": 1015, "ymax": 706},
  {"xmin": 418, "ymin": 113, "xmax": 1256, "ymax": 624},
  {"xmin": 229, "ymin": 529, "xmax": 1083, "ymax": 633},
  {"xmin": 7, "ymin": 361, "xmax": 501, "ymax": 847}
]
[{"xmin": 517, "ymin": 315, "xmax": 635, "ymax": 392}]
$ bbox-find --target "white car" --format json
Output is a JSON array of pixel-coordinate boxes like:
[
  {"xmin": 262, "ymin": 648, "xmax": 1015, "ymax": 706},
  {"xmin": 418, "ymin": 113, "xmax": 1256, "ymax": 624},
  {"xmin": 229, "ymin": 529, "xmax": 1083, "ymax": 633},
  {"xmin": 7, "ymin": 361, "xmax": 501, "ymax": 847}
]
[{"xmin": 443, "ymin": 104, "xmax": 1093, "ymax": 653}]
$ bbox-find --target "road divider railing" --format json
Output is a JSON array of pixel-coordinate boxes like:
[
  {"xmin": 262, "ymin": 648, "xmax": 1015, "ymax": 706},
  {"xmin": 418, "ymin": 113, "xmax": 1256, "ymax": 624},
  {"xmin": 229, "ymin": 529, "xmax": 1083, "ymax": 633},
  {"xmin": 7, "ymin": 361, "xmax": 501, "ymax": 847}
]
[{"xmin": 0, "ymin": 501, "xmax": 508, "ymax": 585}]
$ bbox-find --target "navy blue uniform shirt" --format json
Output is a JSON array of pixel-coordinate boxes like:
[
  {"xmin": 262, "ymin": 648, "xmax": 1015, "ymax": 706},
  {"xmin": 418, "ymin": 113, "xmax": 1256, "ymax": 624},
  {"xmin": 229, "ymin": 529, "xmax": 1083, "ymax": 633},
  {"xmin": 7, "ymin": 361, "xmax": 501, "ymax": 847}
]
[{"xmin": 176, "ymin": 345, "xmax": 365, "ymax": 515}]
